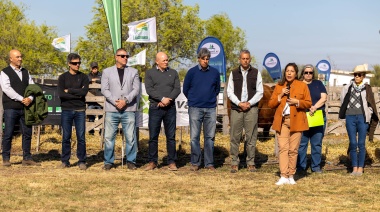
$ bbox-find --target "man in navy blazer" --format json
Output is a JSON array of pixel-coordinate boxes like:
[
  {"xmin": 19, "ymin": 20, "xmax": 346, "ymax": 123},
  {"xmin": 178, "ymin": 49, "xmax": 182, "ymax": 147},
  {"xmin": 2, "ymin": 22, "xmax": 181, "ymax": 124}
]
[{"xmin": 101, "ymin": 48, "xmax": 140, "ymax": 170}]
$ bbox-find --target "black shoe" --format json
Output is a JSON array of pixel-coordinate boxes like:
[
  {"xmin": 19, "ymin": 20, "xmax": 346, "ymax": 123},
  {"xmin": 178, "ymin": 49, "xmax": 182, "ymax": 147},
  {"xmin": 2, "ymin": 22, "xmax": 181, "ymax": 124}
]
[
  {"xmin": 103, "ymin": 164, "xmax": 112, "ymax": 171},
  {"xmin": 127, "ymin": 162, "xmax": 137, "ymax": 170}
]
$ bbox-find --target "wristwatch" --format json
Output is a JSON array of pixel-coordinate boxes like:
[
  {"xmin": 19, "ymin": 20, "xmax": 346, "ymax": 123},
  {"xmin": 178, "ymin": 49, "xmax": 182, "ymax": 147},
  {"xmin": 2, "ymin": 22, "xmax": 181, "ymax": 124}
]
[{"xmin": 124, "ymin": 97, "xmax": 129, "ymax": 104}]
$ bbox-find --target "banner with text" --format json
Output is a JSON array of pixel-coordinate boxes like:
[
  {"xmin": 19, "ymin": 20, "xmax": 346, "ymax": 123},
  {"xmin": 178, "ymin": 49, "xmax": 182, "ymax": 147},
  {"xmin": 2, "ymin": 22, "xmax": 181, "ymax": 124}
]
[
  {"xmin": 126, "ymin": 17, "xmax": 157, "ymax": 43},
  {"xmin": 316, "ymin": 60, "xmax": 331, "ymax": 82},
  {"xmin": 136, "ymin": 83, "xmax": 189, "ymax": 127},
  {"xmin": 127, "ymin": 49, "xmax": 146, "ymax": 66},
  {"xmin": 263, "ymin": 52, "xmax": 282, "ymax": 81},
  {"xmin": 197, "ymin": 37, "xmax": 227, "ymax": 83}
]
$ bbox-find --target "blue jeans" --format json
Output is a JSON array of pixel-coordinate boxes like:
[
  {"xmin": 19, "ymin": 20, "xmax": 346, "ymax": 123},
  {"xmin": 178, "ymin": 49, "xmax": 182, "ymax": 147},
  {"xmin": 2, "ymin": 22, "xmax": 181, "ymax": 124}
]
[
  {"xmin": 188, "ymin": 107, "xmax": 216, "ymax": 167},
  {"xmin": 104, "ymin": 111, "xmax": 137, "ymax": 165},
  {"xmin": 346, "ymin": 115, "xmax": 368, "ymax": 168},
  {"xmin": 2, "ymin": 109, "xmax": 32, "ymax": 160},
  {"xmin": 148, "ymin": 105, "xmax": 177, "ymax": 164},
  {"xmin": 298, "ymin": 112, "xmax": 326, "ymax": 172},
  {"xmin": 61, "ymin": 110, "xmax": 86, "ymax": 165}
]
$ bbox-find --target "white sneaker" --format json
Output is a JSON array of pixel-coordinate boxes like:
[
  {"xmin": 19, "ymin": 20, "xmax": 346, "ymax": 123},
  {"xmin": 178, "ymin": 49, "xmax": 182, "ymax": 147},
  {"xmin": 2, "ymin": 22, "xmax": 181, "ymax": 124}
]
[
  {"xmin": 275, "ymin": 177, "xmax": 290, "ymax": 185},
  {"xmin": 288, "ymin": 177, "xmax": 297, "ymax": 185}
]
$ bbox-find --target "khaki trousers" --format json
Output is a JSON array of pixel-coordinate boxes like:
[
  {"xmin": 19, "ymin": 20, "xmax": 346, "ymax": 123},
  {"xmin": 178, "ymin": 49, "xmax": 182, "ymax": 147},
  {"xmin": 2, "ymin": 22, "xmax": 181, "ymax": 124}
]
[{"xmin": 277, "ymin": 117, "xmax": 301, "ymax": 178}]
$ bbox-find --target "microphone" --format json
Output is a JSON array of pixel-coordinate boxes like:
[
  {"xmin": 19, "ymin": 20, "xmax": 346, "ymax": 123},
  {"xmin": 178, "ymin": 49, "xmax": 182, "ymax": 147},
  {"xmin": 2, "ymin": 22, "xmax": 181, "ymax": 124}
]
[{"xmin": 286, "ymin": 82, "xmax": 292, "ymax": 99}]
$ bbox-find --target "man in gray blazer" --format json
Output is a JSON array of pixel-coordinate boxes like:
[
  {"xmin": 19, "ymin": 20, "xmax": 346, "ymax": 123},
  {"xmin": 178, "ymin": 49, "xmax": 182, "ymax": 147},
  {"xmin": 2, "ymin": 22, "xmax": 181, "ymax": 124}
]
[{"xmin": 101, "ymin": 48, "xmax": 140, "ymax": 170}]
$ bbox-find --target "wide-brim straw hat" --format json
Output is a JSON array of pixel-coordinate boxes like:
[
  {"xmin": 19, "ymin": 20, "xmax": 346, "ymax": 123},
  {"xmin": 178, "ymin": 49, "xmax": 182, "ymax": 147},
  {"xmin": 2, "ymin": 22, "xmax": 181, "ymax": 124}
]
[{"xmin": 350, "ymin": 64, "xmax": 371, "ymax": 74}]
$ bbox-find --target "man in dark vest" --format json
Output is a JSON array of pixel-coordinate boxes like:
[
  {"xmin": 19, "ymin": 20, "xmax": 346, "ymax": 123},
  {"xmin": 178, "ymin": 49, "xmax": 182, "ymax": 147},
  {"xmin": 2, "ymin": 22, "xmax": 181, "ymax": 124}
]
[
  {"xmin": 227, "ymin": 50, "xmax": 263, "ymax": 173},
  {"xmin": 0, "ymin": 49, "xmax": 40, "ymax": 167}
]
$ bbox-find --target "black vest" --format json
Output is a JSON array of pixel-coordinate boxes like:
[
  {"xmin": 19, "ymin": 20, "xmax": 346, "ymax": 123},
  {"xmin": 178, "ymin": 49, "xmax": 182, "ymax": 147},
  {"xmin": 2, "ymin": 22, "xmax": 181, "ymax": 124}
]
[
  {"xmin": 2, "ymin": 66, "xmax": 30, "ymax": 109},
  {"xmin": 231, "ymin": 66, "xmax": 258, "ymax": 110}
]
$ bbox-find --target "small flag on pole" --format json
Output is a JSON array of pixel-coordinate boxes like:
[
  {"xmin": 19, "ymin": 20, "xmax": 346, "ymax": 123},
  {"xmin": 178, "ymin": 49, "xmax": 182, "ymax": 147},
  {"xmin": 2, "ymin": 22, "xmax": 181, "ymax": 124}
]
[
  {"xmin": 126, "ymin": 17, "xmax": 157, "ymax": 43},
  {"xmin": 127, "ymin": 49, "xmax": 146, "ymax": 66},
  {"xmin": 52, "ymin": 34, "xmax": 70, "ymax": 52}
]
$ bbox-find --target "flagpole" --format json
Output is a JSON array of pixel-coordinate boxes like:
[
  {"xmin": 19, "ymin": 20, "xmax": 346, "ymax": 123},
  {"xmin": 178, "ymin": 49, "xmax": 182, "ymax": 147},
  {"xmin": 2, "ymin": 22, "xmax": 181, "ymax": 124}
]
[{"xmin": 69, "ymin": 33, "xmax": 71, "ymax": 53}]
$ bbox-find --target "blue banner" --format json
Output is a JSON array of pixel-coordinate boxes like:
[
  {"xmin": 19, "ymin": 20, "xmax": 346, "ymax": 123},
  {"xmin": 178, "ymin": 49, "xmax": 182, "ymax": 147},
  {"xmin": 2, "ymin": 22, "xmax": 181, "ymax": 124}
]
[
  {"xmin": 316, "ymin": 60, "xmax": 331, "ymax": 82},
  {"xmin": 197, "ymin": 37, "xmax": 226, "ymax": 82},
  {"xmin": 263, "ymin": 52, "xmax": 281, "ymax": 81}
]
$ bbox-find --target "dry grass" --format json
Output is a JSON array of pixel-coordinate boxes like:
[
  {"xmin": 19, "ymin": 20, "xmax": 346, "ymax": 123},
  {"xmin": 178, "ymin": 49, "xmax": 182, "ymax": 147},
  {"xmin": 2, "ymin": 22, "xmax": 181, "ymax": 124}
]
[{"xmin": 1, "ymin": 126, "xmax": 380, "ymax": 211}]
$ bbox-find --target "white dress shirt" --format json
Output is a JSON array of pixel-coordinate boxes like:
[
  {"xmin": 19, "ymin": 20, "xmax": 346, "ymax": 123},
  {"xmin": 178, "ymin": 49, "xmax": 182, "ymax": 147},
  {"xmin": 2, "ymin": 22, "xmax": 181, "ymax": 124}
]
[{"xmin": 1, "ymin": 65, "xmax": 34, "ymax": 102}]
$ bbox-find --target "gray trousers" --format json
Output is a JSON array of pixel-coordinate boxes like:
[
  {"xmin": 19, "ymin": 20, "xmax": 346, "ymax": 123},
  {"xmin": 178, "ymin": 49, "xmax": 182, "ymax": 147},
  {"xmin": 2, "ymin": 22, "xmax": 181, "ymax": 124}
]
[{"xmin": 230, "ymin": 107, "xmax": 258, "ymax": 166}]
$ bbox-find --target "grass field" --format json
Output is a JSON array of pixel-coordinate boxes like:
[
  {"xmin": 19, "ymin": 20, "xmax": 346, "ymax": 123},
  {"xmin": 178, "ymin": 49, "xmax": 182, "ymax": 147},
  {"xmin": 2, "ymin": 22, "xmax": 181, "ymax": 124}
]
[{"xmin": 0, "ymin": 127, "xmax": 380, "ymax": 211}]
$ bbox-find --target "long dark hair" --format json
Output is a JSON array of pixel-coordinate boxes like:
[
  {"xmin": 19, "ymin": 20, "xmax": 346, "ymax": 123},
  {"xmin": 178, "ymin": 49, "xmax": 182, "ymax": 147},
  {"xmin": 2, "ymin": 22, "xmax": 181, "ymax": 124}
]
[{"xmin": 278, "ymin": 63, "xmax": 299, "ymax": 86}]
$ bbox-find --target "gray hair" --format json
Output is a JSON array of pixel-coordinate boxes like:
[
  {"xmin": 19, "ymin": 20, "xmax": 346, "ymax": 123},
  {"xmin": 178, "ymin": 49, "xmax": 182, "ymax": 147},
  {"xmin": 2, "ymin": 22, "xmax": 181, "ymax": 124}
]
[
  {"xmin": 299, "ymin": 64, "xmax": 315, "ymax": 80},
  {"xmin": 240, "ymin": 49, "xmax": 251, "ymax": 56},
  {"xmin": 197, "ymin": 48, "xmax": 211, "ymax": 59}
]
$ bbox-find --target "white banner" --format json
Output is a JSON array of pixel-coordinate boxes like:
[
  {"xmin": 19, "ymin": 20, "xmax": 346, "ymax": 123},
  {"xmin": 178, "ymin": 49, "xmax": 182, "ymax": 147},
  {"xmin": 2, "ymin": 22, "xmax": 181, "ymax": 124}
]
[
  {"xmin": 137, "ymin": 83, "xmax": 189, "ymax": 127},
  {"xmin": 52, "ymin": 34, "xmax": 70, "ymax": 52},
  {"xmin": 127, "ymin": 49, "xmax": 146, "ymax": 66},
  {"xmin": 126, "ymin": 17, "xmax": 157, "ymax": 43}
]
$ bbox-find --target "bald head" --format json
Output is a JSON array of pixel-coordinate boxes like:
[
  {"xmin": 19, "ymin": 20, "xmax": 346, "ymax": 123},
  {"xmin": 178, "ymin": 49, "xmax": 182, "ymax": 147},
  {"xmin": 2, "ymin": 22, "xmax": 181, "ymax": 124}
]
[
  {"xmin": 9, "ymin": 49, "xmax": 22, "ymax": 69},
  {"xmin": 155, "ymin": 52, "xmax": 168, "ymax": 71}
]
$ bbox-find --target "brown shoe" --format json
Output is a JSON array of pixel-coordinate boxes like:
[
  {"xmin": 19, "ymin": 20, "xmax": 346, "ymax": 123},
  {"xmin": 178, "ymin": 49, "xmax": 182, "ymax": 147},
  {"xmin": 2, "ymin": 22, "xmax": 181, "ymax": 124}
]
[
  {"xmin": 168, "ymin": 163, "xmax": 178, "ymax": 171},
  {"xmin": 205, "ymin": 166, "xmax": 216, "ymax": 171},
  {"xmin": 231, "ymin": 165, "xmax": 238, "ymax": 173},
  {"xmin": 127, "ymin": 162, "xmax": 137, "ymax": 170},
  {"xmin": 247, "ymin": 165, "xmax": 257, "ymax": 172},
  {"xmin": 58, "ymin": 163, "xmax": 70, "ymax": 168},
  {"xmin": 22, "ymin": 160, "xmax": 41, "ymax": 166},
  {"xmin": 78, "ymin": 163, "xmax": 87, "ymax": 170},
  {"xmin": 144, "ymin": 162, "xmax": 157, "ymax": 171},
  {"xmin": 3, "ymin": 160, "xmax": 11, "ymax": 167},
  {"xmin": 190, "ymin": 164, "xmax": 199, "ymax": 171}
]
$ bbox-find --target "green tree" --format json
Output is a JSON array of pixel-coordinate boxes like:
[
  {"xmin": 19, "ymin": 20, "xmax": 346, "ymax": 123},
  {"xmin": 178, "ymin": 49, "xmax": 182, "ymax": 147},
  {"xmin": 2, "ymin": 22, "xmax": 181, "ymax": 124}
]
[
  {"xmin": 0, "ymin": 0, "xmax": 66, "ymax": 75},
  {"xmin": 76, "ymin": 0, "xmax": 204, "ymax": 79},
  {"xmin": 204, "ymin": 13, "xmax": 248, "ymax": 76},
  {"xmin": 261, "ymin": 68, "xmax": 274, "ymax": 83},
  {"xmin": 370, "ymin": 65, "xmax": 380, "ymax": 87}
]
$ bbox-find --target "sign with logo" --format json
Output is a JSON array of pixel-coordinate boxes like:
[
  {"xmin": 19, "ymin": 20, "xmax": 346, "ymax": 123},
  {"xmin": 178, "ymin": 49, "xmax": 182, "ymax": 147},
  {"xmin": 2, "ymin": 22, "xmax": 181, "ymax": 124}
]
[
  {"xmin": 51, "ymin": 34, "xmax": 70, "ymax": 52},
  {"xmin": 126, "ymin": 17, "xmax": 157, "ymax": 43},
  {"xmin": 197, "ymin": 37, "xmax": 227, "ymax": 83},
  {"xmin": 316, "ymin": 60, "xmax": 331, "ymax": 82},
  {"xmin": 39, "ymin": 84, "xmax": 61, "ymax": 125},
  {"xmin": 263, "ymin": 52, "xmax": 282, "ymax": 81}
]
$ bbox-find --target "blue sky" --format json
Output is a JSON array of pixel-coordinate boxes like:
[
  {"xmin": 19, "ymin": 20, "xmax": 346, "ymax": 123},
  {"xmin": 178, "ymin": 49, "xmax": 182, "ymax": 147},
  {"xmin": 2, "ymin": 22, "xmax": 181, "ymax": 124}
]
[{"xmin": 11, "ymin": 0, "xmax": 380, "ymax": 71}]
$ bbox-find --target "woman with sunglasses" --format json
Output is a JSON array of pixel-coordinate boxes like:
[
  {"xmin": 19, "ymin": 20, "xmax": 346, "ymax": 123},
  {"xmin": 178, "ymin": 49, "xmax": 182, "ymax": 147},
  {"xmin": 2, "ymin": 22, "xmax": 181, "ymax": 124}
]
[
  {"xmin": 296, "ymin": 65, "xmax": 327, "ymax": 174},
  {"xmin": 339, "ymin": 65, "xmax": 378, "ymax": 176},
  {"xmin": 269, "ymin": 63, "xmax": 312, "ymax": 185}
]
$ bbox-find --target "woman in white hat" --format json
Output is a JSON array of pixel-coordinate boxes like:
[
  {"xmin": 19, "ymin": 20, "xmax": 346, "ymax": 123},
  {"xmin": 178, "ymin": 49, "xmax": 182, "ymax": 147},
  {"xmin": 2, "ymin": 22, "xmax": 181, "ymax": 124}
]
[{"xmin": 339, "ymin": 65, "xmax": 378, "ymax": 176}]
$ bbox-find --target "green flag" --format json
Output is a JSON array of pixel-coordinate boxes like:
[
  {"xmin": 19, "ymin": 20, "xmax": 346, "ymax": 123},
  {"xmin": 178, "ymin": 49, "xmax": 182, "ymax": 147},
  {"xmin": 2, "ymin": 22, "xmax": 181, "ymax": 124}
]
[{"xmin": 102, "ymin": 0, "xmax": 121, "ymax": 53}]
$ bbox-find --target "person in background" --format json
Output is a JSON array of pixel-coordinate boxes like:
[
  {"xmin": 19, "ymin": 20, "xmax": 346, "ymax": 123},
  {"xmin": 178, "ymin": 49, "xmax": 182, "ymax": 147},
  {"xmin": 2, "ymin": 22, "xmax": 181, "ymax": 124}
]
[
  {"xmin": 227, "ymin": 49, "xmax": 263, "ymax": 173},
  {"xmin": 297, "ymin": 64, "xmax": 327, "ymax": 174},
  {"xmin": 1, "ymin": 49, "xmax": 40, "ymax": 167},
  {"xmin": 57, "ymin": 53, "xmax": 89, "ymax": 170},
  {"xmin": 339, "ymin": 64, "xmax": 378, "ymax": 176},
  {"xmin": 101, "ymin": 48, "xmax": 140, "ymax": 171},
  {"xmin": 268, "ymin": 63, "xmax": 311, "ymax": 185},
  {"xmin": 87, "ymin": 61, "xmax": 102, "ymax": 135},
  {"xmin": 183, "ymin": 48, "xmax": 220, "ymax": 171},
  {"xmin": 144, "ymin": 52, "xmax": 181, "ymax": 171}
]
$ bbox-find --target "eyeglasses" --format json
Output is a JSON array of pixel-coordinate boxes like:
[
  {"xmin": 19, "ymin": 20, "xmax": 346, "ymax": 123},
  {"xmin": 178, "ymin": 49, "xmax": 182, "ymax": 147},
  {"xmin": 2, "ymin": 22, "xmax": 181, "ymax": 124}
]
[
  {"xmin": 354, "ymin": 73, "xmax": 364, "ymax": 77},
  {"xmin": 304, "ymin": 71, "xmax": 313, "ymax": 75},
  {"xmin": 117, "ymin": 55, "xmax": 129, "ymax": 58},
  {"xmin": 70, "ymin": 62, "xmax": 81, "ymax": 65}
]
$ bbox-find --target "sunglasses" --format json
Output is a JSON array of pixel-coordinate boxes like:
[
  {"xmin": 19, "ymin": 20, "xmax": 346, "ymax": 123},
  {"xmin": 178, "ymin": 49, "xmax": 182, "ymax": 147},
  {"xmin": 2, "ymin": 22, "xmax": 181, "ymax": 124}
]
[
  {"xmin": 304, "ymin": 71, "xmax": 313, "ymax": 75},
  {"xmin": 117, "ymin": 55, "xmax": 129, "ymax": 58},
  {"xmin": 354, "ymin": 73, "xmax": 364, "ymax": 77},
  {"xmin": 70, "ymin": 62, "xmax": 81, "ymax": 65}
]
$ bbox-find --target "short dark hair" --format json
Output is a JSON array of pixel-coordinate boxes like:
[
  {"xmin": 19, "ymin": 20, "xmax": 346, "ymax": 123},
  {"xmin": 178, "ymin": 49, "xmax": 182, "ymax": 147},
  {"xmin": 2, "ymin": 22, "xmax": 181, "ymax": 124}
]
[
  {"xmin": 115, "ymin": 48, "xmax": 129, "ymax": 55},
  {"xmin": 197, "ymin": 48, "xmax": 210, "ymax": 59},
  {"xmin": 67, "ymin": 53, "xmax": 81, "ymax": 63}
]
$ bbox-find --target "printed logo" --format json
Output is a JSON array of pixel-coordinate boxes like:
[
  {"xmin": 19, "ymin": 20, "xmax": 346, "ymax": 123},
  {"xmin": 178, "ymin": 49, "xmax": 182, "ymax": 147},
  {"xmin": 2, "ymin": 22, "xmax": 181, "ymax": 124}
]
[
  {"xmin": 264, "ymin": 57, "xmax": 278, "ymax": 68},
  {"xmin": 317, "ymin": 63, "xmax": 329, "ymax": 72},
  {"xmin": 134, "ymin": 22, "xmax": 149, "ymax": 40},
  {"xmin": 201, "ymin": 42, "xmax": 221, "ymax": 58}
]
